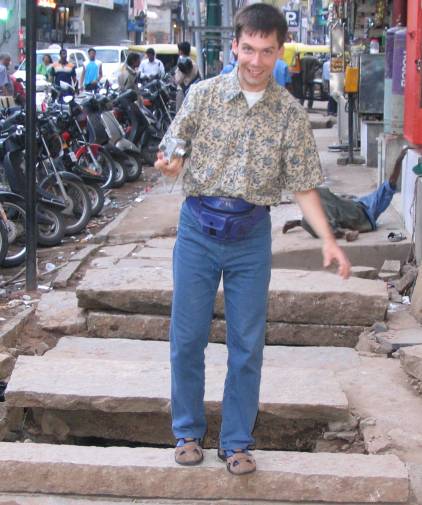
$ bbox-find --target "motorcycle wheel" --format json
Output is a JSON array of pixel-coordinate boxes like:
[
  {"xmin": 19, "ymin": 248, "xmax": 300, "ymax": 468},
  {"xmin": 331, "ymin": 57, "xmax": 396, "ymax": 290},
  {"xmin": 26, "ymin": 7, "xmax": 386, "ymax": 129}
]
[
  {"xmin": 124, "ymin": 153, "xmax": 142, "ymax": 182},
  {"xmin": 41, "ymin": 179, "xmax": 92, "ymax": 236},
  {"xmin": 85, "ymin": 183, "xmax": 105, "ymax": 217},
  {"xmin": 110, "ymin": 158, "xmax": 127, "ymax": 188},
  {"xmin": 0, "ymin": 199, "xmax": 26, "ymax": 268},
  {"xmin": 37, "ymin": 205, "xmax": 65, "ymax": 247},
  {"xmin": 77, "ymin": 146, "xmax": 115, "ymax": 190},
  {"xmin": 142, "ymin": 143, "xmax": 159, "ymax": 167}
]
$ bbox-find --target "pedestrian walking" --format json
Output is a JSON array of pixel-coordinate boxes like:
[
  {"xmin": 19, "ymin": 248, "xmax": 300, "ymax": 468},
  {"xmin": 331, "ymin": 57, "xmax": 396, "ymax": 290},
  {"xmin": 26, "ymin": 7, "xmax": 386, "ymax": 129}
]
[
  {"xmin": 36, "ymin": 54, "xmax": 53, "ymax": 79},
  {"xmin": 155, "ymin": 2, "xmax": 350, "ymax": 476},
  {"xmin": 273, "ymin": 57, "xmax": 291, "ymax": 89},
  {"xmin": 140, "ymin": 48, "xmax": 165, "ymax": 79},
  {"xmin": 0, "ymin": 53, "xmax": 13, "ymax": 97},
  {"xmin": 118, "ymin": 52, "xmax": 141, "ymax": 94},
  {"xmin": 322, "ymin": 58, "xmax": 337, "ymax": 116},
  {"xmin": 80, "ymin": 48, "xmax": 103, "ymax": 92},
  {"xmin": 300, "ymin": 52, "xmax": 320, "ymax": 110}
]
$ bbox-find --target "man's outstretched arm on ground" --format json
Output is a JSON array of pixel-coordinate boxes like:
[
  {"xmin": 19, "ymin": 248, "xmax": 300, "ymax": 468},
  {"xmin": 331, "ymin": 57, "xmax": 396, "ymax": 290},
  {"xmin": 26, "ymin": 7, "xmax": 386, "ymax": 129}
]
[{"xmin": 294, "ymin": 189, "xmax": 351, "ymax": 279}]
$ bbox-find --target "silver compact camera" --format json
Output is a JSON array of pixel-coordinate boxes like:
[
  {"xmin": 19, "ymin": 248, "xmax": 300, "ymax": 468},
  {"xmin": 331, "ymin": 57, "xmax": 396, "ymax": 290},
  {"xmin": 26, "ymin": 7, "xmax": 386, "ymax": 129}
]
[{"xmin": 160, "ymin": 137, "xmax": 186, "ymax": 162}]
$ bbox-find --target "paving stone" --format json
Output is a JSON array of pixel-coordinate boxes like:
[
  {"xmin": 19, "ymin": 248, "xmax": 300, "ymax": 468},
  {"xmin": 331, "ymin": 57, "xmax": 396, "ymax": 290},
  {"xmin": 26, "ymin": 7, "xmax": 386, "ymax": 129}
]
[
  {"xmin": 400, "ymin": 345, "xmax": 422, "ymax": 381},
  {"xmin": 117, "ymin": 259, "xmax": 172, "ymax": 269},
  {"xmin": 411, "ymin": 266, "xmax": 422, "ymax": 323},
  {"xmin": 350, "ymin": 266, "xmax": 378, "ymax": 279},
  {"xmin": 36, "ymin": 291, "xmax": 86, "ymax": 335},
  {"xmin": 52, "ymin": 261, "xmax": 82, "ymax": 289},
  {"xmin": 376, "ymin": 329, "xmax": 422, "ymax": 351},
  {"xmin": 77, "ymin": 268, "xmax": 388, "ymax": 326},
  {"xmin": 90, "ymin": 257, "xmax": 118, "ymax": 269},
  {"xmin": 381, "ymin": 260, "xmax": 401, "ymax": 274},
  {"xmin": 144, "ymin": 237, "xmax": 176, "ymax": 249},
  {"xmin": 0, "ymin": 353, "xmax": 15, "ymax": 380},
  {"xmin": 0, "ymin": 443, "xmax": 409, "ymax": 503},
  {"xmin": 6, "ymin": 355, "xmax": 349, "ymax": 421},
  {"xmin": 46, "ymin": 337, "xmax": 360, "ymax": 372},
  {"xmin": 98, "ymin": 244, "xmax": 137, "ymax": 259},
  {"xmin": 378, "ymin": 271, "xmax": 400, "ymax": 282},
  {"xmin": 133, "ymin": 248, "xmax": 173, "ymax": 260},
  {"xmin": 395, "ymin": 266, "xmax": 418, "ymax": 294},
  {"xmin": 69, "ymin": 245, "xmax": 99, "ymax": 262},
  {"xmin": 0, "ymin": 308, "xmax": 34, "ymax": 348},
  {"xmin": 87, "ymin": 312, "xmax": 363, "ymax": 347}
]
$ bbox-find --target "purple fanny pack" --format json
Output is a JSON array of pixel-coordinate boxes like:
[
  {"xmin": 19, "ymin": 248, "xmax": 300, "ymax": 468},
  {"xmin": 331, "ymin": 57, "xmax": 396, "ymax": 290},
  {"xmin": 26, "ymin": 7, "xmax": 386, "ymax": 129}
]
[{"xmin": 186, "ymin": 196, "xmax": 269, "ymax": 241}]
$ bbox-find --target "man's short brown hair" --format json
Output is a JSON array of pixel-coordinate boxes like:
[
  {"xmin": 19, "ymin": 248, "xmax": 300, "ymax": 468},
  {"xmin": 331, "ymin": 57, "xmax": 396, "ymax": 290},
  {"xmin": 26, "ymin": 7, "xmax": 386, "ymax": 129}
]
[{"xmin": 234, "ymin": 3, "xmax": 288, "ymax": 47}]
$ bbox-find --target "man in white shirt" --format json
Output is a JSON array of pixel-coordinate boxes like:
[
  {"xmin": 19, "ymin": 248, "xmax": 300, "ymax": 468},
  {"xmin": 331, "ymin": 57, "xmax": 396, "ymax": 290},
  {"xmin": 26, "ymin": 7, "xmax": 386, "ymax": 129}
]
[{"xmin": 140, "ymin": 48, "xmax": 165, "ymax": 79}]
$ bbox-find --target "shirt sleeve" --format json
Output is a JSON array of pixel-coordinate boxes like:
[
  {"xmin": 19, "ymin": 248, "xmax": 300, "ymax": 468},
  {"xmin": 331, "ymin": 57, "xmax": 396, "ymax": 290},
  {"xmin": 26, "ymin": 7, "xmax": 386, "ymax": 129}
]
[
  {"xmin": 159, "ymin": 82, "xmax": 201, "ymax": 154},
  {"xmin": 280, "ymin": 103, "xmax": 324, "ymax": 193},
  {"xmin": 0, "ymin": 67, "xmax": 7, "ymax": 87}
]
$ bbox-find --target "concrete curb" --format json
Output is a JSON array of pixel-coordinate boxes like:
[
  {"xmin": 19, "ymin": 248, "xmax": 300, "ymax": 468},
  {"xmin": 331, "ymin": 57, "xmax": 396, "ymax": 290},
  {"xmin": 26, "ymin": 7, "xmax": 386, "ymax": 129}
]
[{"xmin": 0, "ymin": 307, "xmax": 34, "ymax": 349}]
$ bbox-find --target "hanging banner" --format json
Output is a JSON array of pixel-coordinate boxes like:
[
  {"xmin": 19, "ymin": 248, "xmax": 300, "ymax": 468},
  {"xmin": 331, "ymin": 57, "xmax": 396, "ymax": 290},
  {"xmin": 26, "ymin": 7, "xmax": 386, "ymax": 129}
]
[{"xmin": 76, "ymin": 0, "xmax": 114, "ymax": 9}]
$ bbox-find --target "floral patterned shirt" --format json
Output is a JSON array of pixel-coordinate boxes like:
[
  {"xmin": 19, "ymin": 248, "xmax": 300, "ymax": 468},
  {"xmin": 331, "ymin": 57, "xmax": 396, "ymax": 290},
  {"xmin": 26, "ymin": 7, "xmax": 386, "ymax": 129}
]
[{"xmin": 160, "ymin": 69, "xmax": 323, "ymax": 206}]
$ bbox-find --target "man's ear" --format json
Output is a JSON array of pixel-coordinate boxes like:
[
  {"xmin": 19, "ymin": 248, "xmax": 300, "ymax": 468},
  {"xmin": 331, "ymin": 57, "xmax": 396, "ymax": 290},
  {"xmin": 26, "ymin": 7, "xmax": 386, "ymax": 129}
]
[{"xmin": 232, "ymin": 38, "xmax": 238, "ymax": 57}]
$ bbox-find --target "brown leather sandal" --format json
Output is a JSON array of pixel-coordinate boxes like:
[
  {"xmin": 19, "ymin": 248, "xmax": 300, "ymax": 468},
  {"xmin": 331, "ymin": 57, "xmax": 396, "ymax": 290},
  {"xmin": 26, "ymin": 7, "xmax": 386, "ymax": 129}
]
[
  {"xmin": 218, "ymin": 448, "xmax": 256, "ymax": 475},
  {"xmin": 174, "ymin": 438, "xmax": 204, "ymax": 466}
]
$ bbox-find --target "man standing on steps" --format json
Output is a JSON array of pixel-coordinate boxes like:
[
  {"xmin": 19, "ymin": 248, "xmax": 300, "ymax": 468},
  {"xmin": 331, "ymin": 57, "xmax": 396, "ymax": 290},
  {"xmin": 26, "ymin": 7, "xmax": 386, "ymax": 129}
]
[{"xmin": 155, "ymin": 3, "xmax": 350, "ymax": 476}]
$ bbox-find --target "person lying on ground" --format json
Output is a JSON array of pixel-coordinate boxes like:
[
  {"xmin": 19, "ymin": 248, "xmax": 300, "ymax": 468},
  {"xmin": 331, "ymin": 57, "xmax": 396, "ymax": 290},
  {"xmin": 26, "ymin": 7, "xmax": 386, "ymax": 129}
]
[{"xmin": 282, "ymin": 146, "xmax": 409, "ymax": 241}]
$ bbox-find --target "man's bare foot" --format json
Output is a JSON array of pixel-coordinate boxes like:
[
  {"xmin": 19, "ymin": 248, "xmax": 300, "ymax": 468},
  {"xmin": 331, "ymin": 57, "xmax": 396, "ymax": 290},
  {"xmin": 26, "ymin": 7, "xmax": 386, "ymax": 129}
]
[
  {"xmin": 282, "ymin": 219, "xmax": 302, "ymax": 234},
  {"xmin": 345, "ymin": 230, "xmax": 359, "ymax": 242}
]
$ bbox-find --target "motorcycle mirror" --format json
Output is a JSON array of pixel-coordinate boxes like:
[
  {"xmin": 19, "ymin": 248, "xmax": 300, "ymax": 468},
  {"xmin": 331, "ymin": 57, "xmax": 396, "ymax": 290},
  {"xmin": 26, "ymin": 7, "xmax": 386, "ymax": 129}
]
[
  {"xmin": 111, "ymin": 83, "xmax": 119, "ymax": 91},
  {"xmin": 99, "ymin": 88, "xmax": 107, "ymax": 95},
  {"xmin": 63, "ymin": 95, "xmax": 73, "ymax": 104}
]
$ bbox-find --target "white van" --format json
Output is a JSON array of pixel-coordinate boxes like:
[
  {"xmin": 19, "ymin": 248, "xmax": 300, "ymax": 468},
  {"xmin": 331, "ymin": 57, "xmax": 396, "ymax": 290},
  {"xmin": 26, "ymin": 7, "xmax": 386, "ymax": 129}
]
[{"xmin": 93, "ymin": 46, "xmax": 128, "ymax": 84}]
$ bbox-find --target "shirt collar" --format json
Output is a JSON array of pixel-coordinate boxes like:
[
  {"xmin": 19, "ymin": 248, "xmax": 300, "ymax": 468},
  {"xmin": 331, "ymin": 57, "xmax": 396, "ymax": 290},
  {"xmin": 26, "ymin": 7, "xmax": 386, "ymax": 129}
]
[{"xmin": 223, "ymin": 68, "xmax": 280, "ymax": 104}]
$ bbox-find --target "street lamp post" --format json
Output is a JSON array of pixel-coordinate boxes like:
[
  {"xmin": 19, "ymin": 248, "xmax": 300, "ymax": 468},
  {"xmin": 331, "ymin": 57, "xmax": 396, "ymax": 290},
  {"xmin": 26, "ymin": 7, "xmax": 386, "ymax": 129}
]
[{"xmin": 25, "ymin": 0, "xmax": 38, "ymax": 291}]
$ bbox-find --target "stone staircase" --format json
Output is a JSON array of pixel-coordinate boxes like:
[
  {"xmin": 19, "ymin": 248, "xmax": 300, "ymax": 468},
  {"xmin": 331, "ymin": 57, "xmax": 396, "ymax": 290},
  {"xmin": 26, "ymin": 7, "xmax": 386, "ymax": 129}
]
[{"xmin": 0, "ymin": 251, "xmax": 412, "ymax": 503}]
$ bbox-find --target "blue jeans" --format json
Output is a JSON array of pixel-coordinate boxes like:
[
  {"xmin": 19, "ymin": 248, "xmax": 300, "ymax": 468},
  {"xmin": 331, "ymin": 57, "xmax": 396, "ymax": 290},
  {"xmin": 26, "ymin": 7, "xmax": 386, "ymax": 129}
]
[
  {"xmin": 357, "ymin": 181, "xmax": 396, "ymax": 229},
  {"xmin": 170, "ymin": 201, "xmax": 272, "ymax": 451}
]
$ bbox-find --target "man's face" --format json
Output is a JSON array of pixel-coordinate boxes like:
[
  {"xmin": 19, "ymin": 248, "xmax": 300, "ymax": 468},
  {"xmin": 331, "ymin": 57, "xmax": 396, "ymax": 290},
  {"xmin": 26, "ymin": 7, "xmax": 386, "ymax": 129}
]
[
  {"xmin": 232, "ymin": 30, "xmax": 281, "ymax": 92},
  {"xmin": 2, "ymin": 57, "xmax": 10, "ymax": 68},
  {"xmin": 88, "ymin": 51, "xmax": 96, "ymax": 61},
  {"xmin": 147, "ymin": 52, "xmax": 154, "ymax": 62},
  {"xmin": 60, "ymin": 50, "xmax": 67, "ymax": 63}
]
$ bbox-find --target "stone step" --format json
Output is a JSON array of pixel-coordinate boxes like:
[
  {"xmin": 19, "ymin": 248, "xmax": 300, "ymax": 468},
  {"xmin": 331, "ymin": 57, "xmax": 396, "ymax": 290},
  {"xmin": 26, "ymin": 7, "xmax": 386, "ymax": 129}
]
[
  {"xmin": 400, "ymin": 344, "xmax": 422, "ymax": 381},
  {"xmin": 77, "ymin": 267, "xmax": 388, "ymax": 326},
  {"xmin": 5, "ymin": 350, "xmax": 349, "ymax": 449},
  {"xmin": 46, "ymin": 337, "xmax": 360, "ymax": 372},
  {"xmin": 87, "ymin": 312, "xmax": 364, "ymax": 347},
  {"xmin": 0, "ymin": 443, "xmax": 409, "ymax": 503}
]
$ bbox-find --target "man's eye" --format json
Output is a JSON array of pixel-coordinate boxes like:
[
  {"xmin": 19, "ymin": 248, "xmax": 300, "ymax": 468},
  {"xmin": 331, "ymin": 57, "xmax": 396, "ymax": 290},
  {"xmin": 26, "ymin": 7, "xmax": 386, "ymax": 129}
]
[
  {"xmin": 263, "ymin": 50, "xmax": 274, "ymax": 56},
  {"xmin": 243, "ymin": 47, "xmax": 253, "ymax": 53}
]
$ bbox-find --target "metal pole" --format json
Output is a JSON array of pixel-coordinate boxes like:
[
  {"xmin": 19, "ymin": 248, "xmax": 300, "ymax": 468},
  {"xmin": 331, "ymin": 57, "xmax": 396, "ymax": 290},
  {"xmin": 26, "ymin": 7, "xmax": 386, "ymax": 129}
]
[
  {"xmin": 194, "ymin": 0, "xmax": 204, "ymax": 78},
  {"xmin": 77, "ymin": 0, "xmax": 85, "ymax": 47},
  {"xmin": 221, "ymin": 0, "xmax": 230, "ymax": 66},
  {"xmin": 25, "ymin": 0, "xmax": 38, "ymax": 292},
  {"xmin": 347, "ymin": 93, "xmax": 354, "ymax": 163}
]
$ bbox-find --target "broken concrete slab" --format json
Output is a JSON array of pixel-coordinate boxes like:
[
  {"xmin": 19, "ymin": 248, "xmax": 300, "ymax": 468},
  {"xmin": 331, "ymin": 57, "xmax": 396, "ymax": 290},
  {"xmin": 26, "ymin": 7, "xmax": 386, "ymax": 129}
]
[
  {"xmin": 0, "ymin": 307, "xmax": 34, "ymax": 349},
  {"xmin": 98, "ymin": 244, "xmax": 137, "ymax": 259},
  {"xmin": 36, "ymin": 291, "xmax": 86, "ymax": 335},
  {"xmin": 376, "ymin": 329, "xmax": 422, "ymax": 352},
  {"xmin": 0, "ymin": 443, "xmax": 409, "ymax": 503},
  {"xmin": 52, "ymin": 261, "xmax": 82, "ymax": 289},
  {"xmin": 379, "ymin": 271, "xmax": 400, "ymax": 282},
  {"xmin": 350, "ymin": 266, "xmax": 379, "ymax": 279},
  {"xmin": 46, "ymin": 337, "xmax": 360, "ymax": 372},
  {"xmin": 87, "ymin": 312, "xmax": 363, "ymax": 347},
  {"xmin": 77, "ymin": 267, "xmax": 388, "ymax": 326},
  {"xmin": 395, "ymin": 267, "xmax": 418, "ymax": 294},
  {"xmin": 90, "ymin": 257, "xmax": 118, "ymax": 269},
  {"xmin": 69, "ymin": 244, "xmax": 99, "ymax": 263},
  {"xmin": 6, "ymin": 355, "xmax": 349, "ymax": 421},
  {"xmin": 400, "ymin": 345, "xmax": 422, "ymax": 382}
]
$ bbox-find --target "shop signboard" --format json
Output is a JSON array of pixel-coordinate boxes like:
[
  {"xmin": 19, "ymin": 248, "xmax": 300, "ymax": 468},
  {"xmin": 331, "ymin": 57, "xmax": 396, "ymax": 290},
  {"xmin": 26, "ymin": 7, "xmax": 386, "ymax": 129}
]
[
  {"xmin": 76, "ymin": 0, "xmax": 114, "ymax": 9},
  {"xmin": 37, "ymin": 0, "xmax": 57, "ymax": 7},
  {"xmin": 284, "ymin": 10, "xmax": 299, "ymax": 28}
]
